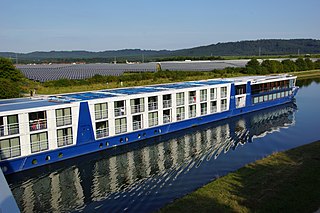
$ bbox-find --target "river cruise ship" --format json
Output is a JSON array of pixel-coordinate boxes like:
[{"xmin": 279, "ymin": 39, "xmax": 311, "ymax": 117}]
[{"xmin": 0, "ymin": 74, "xmax": 298, "ymax": 175}]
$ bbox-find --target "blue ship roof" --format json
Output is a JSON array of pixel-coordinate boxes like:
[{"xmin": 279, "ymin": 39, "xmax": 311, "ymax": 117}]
[{"xmin": 0, "ymin": 79, "xmax": 231, "ymax": 113}]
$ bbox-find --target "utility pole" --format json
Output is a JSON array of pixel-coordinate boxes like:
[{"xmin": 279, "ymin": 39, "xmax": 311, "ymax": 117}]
[{"xmin": 258, "ymin": 47, "xmax": 261, "ymax": 57}]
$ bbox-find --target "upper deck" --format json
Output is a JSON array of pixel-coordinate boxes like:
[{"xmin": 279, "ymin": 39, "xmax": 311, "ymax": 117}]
[{"xmin": 0, "ymin": 74, "xmax": 295, "ymax": 114}]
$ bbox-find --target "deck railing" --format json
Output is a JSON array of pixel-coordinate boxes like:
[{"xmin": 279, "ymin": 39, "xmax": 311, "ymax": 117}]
[
  {"xmin": 0, "ymin": 145, "xmax": 21, "ymax": 160},
  {"xmin": 133, "ymin": 121, "xmax": 142, "ymax": 130},
  {"xmin": 0, "ymin": 123, "xmax": 19, "ymax": 137},
  {"xmin": 148, "ymin": 102, "xmax": 158, "ymax": 111},
  {"xmin": 189, "ymin": 111, "xmax": 196, "ymax": 118},
  {"xmin": 114, "ymin": 107, "xmax": 126, "ymax": 117},
  {"xmin": 29, "ymin": 119, "xmax": 47, "ymax": 131},
  {"xmin": 177, "ymin": 113, "xmax": 185, "ymax": 121},
  {"xmin": 148, "ymin": 118, "xmax": 158, "ymax": 127},
  {"xmin": 210, "ymin": 106, "xmax": 217, "ymax": 113},
  {"xmin": 96, "ymin": 128, "xmax": 109, "ymax": 139},
  {"xmin": 95, "ymin": 110, "xmax": 108, "ymax": 120},
  {"xmin": 176, "ymin": 98, "xmax": 184, "ymax": 106},
  {"xmin": 131, "ymin": 104, "xmax": 144, "ymax": 114},
  {"xmin": 163, "ymin": 115, "xmax": 171, "ymax": 124},
  {"xmin": 57, "ymin": 135, "xmax": 73, "ymax": 147},
  {"xmin": 189, "ymin": 96, "xmax": 196, "ymax": 104},
  {"xmin": 115, "ymin": 124, "xmax": 127, "ymax": 134},
  {"xmin": 31, "ymin": 139, "xmax": 48, "ymax": 153},
  {"xmin": 56, "ymin": 115, "xmax": 72, "ymax": 127}
]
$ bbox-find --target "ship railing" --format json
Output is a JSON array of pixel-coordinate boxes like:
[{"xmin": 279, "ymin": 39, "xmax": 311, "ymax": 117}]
[
  {"xmin": 0, "ymin": 123, "xmax": 19, "ymax": 137},
  {"xmin": 163, "ymin": 100, "xmax": 172, "ymax": 108},
  {"xmin": 189, "ymin": 111, "xmax": 196, "ymax": 118},
  {"xmin": 148, "ymin": 102, "xmax": 158, "ymax": 111},
  {"xmin": 31, "ymin": 139, "xmax": 48, "ymax": 153},
  {"xmin": 189, "ymin": 96, "xmax": 196, "ymax": 104},
  {"xmin": 201, "ymin": 108, "xmax": 207, "ymax": 115},
  {"xmin": 221, "ymin": 92, "xmax": 227, "ymax": 98},
  {"xmin": 177, "ymin": 113, "xmax": 185, "ymax": 121},
  {"xmin": 210, "ymin": 94, "xmax": 217, "ymax": 100},
  {"xmin": 210, "ymin": 106, "xmax": 217, "ymax": 113},
  {"xmin": 133, "ymin": 121, "xmax": 142, "ymax": 130},
  {"xmin": 95, "ymin": 110, "xmax": 108, "ymax": 120},
  {"xmin": 200, "ymin": 95, "xmax": 207, "ymax": 102},
  {"xmin": 221, "ymin": 104, "xmax": 227, "ymax": 111},
  {"xmin": 176, "ymin": 98, "xmax": 184, "ymax": 106},
  {"xmin": 96, "ymin": 128, "xmax": 109, "ymax": 139},
  {"xmin": 29, "ymin": 119, "xmax": 47, "ymax": 131},
  {"xmin": 163, "ymin": 115, "xmax": 171, "ymax": 124},
  {"xmin": 57, "ymin": 135, "xmax": 74, "ymax": 147},
  {"xmin": 114, "ymin": 107, "xmax": 126, "ymax": 117},
  {"xmin": 131, "ymin": 104, "xmax": 144, "ymax": 114},
  {"xmin": 115, "ymin": 124, "xmax": 127, "ymax": 134},
  {"xmin": 56, "ymin": 115, "xmax": 72, "ymax": 127},
  {"xmin": 0, "ymin": 144, "xmax": 21, "ymax": 160},
  {"xmin": 148, "ymin": 118, "xmax": 158, "ymax": 127}
]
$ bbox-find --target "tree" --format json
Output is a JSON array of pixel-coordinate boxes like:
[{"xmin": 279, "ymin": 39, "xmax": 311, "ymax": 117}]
[
  {"xmin": 295, "ymin": 58, "xmax": 307, "ymax": 71},
  {"xmin": 245, "ymin": 59, "xmax": 261, "ymax": 74},
  {"xmin": 305, "ymin": 58, "xmax": 315, "ymax": 70},
  {"xmin": 0, "ymin": 78, "xmax": 20, "ymax": 99},
  {"xmin": 0, "ymin": 57, "xmax": 24, "ymax": 81},
  {"xmin": 282, "ymin": 59, "xmax": 297, "ymax": 72}
]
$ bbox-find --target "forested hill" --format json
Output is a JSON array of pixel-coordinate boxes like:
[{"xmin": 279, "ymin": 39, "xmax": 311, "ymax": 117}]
[{"xmin": 1, "ymin": 39, "xmax": 320, "ymax": 61}]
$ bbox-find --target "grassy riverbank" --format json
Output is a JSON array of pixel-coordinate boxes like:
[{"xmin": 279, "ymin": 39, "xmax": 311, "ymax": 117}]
[{"xmin": 160, "ymin": 141, "xmax": 320, "ymax": 213}]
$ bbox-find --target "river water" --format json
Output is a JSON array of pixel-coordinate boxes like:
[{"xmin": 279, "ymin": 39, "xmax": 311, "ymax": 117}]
[{"xmin": 7, "ymin": 78, "xmax": 320, "ymax": 213}]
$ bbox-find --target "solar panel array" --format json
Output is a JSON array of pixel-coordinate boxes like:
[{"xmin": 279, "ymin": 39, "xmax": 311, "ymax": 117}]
[
  {"xmin": 159, "ymin": 60, "xmax": 249, "ymax": 71},
  {"xmin": 16, "ymin": 60, "xmax": 249, "ymax": 82},
  {"xmin": 16, "ymin": 63, "xmax": 157, "ymax": 82}
]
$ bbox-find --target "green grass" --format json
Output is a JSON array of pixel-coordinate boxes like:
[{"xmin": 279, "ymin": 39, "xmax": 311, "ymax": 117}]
[{"xmin": 160, "ymin": 141, "xmax": 320, "ymax": 213}]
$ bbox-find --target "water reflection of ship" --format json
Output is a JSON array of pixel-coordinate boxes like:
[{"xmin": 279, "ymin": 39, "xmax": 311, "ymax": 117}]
[{"xmin": 10, "ymin": 102, "xmax": 297, "ymax": 212}]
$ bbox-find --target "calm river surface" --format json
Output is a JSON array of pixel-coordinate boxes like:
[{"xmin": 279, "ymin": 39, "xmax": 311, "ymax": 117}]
[{"xmin": 7, "ymin": 78, "xmax": 320, "ymax": 213}]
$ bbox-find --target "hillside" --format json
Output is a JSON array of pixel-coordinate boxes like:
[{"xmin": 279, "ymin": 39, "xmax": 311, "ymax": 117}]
[{"xmin": 1, "ymin": 39, "xmax": 320, "ymax": 62}]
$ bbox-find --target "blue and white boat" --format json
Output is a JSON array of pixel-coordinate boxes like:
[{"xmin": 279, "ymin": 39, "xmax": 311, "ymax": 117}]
[{"xmin": 0, "ymin": 74, "xmax": 298, "ymax": 175}]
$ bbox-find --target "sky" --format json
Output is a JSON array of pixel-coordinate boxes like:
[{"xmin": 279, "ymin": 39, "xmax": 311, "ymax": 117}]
[{"xmin": 1, "ymin": 0, "xmax": 319, "ymax": 53}]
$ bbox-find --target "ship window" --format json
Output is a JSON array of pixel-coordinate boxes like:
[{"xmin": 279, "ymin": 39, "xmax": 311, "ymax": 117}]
[
  {"xmin": 30, "ymin": 132, "xmax": 48, "ymax": 153},
  {"xmin": 115, "ymin": 118, "xmax": 127, "ymax": 134},
  {"xmin": 189, "ymin": 105, "xmax": 196, "ymax": 118},
  {"xmin": 253, "ymin": 97, "xmax": 259, "ymax": 104},
  {"xmin": 29, "ymin": 111, "xmax": 47, "ymax": 131},
  {"xmin": 57, "ymin": 127, "xmax": 73, "ymax": 147},
  {"xmin": 148, "ymin": 96, "xmax": 158, "ymax": 111},
  {"xmin": 0, "ymin": 115, "xmax": 19, "ymax": 137},
  {"xmin": 201, "ymin": 103, "xmax": 207, "ymax": 115},
  {"xmin": 210, "ymin": 101, "xmax": 217, "ymax": 113},
  {"xmin": 148, "ymin": 112, "xmax": 158, "ymax": 127},
  {"xmin": 221, "ymin": 99, "xmax": 227, "ymax": 111},
  {"xmin": 176, "ymin": 107, "xmax": 185, "ymax": 121},
  {"xmin": 273, "ymin": 93, "xmax": 277, "ymax": 99},
  {"xmin": 189, "ymin": 91, "xmax": 196, "ymax": 104},
  {"xmin": 235, "ymin": 85, "xmax": 246, "ymax": 95},
  {"xmin": 163, "ymin": 94, "xmax": 172, "ymax": 108},
  {"xmin": 269, "ymin": 94, "xmax": 273, "ymax": 100},
  {"xmin": 210, "ymin": 88, "xmax": 217, "ymax": 100},
  {"xmin": 264, "ymin": 95, "xmax": 268, "ymax": 102},
  {"xmin": 200, "ymin": 89, "xmax": 207, "ymax": 102},
  {"xmin": 0, "ymin": 137, "xmax": 20, "ymax": 160},
  {"xmin": 163, "ymin": 109, "xmax": 171, "ymax": 123},
  {"xmin": 130, "ymin": 98, "xmax": 144, "ymax": 114},
  {"xmin": 221, "ymin": 87, "xmax": 227, "ymax": 98},
  {"xmin": 114, "ymin": 100, "xmax": 126, "ymax": 117},
  {"xmin": 94, "ymin": 103, "xmax": 108, "ymax": 120},
  {"xmin": 56, "ymin": 108, "xmax": 72, "ymax": 127},
  {"xmin": 176, "ymin": 92, "xmax": 185, "ymax": 106},
  {"xmin": 259, "ymin": 96, "xmax": 263, "ymax": 103},
  {"xmin": 96, "ymin": 121, "xmax": 109, "ymax": 139}
]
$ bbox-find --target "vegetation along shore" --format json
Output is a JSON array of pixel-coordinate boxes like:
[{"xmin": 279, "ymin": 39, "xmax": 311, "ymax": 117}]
[
  {"xmin": 0, "ymin": 57, "xmax": 320, "ymax": 98},
  {"xmin": 160, "ymin": 140, "xmax": 320, "ymax": 213}
]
